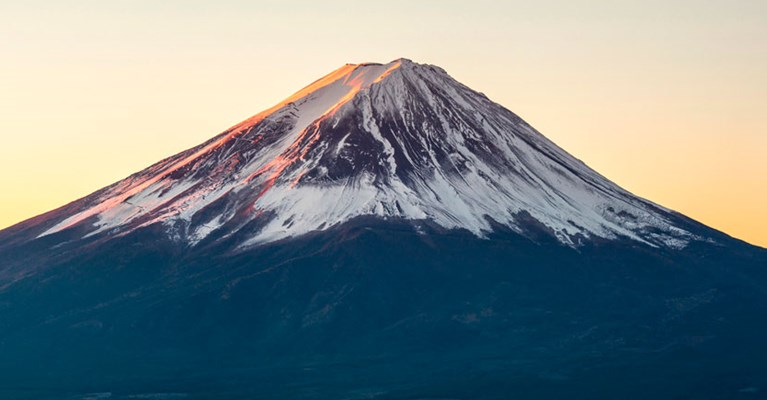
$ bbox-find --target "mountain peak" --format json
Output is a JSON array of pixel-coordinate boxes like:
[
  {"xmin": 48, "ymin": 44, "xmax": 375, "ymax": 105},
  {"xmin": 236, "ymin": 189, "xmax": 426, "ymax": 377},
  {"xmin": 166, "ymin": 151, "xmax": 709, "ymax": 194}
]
[
  {"xmin": 350, "ymin": 57, "xmax": 414, "ymax": 66},
  {"xmin": 225, "ymin": 59, "xmax": 410, "ymax": 137},
  {"xmin": 31, "ymin": 60, "xmax": 701, "ymax": 250}
]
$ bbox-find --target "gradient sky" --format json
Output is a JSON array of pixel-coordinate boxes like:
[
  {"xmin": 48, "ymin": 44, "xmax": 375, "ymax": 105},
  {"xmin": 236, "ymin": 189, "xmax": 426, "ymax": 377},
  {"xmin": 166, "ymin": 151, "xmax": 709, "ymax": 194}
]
[{"xmin": 1, "ymin": 0, "xmax": 765, "ymax": 247}]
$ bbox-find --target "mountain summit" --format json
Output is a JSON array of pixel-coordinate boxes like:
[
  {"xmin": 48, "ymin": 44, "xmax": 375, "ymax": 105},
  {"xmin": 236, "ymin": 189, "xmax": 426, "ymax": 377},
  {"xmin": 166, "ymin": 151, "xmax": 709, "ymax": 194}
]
[
  {"xmin": 1, "ymin": 59, "xmax": 765, "ymax": 399},
  {"xmin": 33, "ymin": 59, "xmax": 694, "ymax": 249}
]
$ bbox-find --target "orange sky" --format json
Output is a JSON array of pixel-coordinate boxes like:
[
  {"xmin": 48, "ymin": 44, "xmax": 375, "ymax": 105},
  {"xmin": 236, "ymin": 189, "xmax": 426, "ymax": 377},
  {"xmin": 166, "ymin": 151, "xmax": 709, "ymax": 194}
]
[{"xmin": 1, "ymin": 0, "xmax": 765, "ymax": 247}]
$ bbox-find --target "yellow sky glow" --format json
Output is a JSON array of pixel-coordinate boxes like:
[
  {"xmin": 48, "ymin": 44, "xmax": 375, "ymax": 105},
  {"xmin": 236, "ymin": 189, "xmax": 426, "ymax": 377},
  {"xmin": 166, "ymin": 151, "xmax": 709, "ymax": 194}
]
[{"xmin": 1, "ymin": 0, "xmax": 765, "ymax": 247}]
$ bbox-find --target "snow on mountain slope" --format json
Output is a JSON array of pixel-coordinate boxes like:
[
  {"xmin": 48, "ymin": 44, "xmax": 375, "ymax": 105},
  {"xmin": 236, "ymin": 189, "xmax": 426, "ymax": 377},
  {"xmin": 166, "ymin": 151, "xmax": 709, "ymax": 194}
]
[{"xmin": 38, "ymin": 58, "xmax": 698, "ymax": 248}]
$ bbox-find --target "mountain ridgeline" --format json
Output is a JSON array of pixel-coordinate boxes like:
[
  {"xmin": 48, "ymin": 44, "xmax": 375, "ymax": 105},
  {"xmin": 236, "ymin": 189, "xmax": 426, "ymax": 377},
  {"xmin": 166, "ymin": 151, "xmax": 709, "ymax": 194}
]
[{"xmin": 0, "ymin": 59, "xmax": 765, "ymax": 399}]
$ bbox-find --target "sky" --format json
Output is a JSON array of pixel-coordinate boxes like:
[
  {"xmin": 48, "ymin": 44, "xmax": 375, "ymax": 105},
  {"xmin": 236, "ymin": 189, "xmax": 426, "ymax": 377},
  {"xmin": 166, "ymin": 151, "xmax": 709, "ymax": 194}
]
[{"xmin": 1, "ymin": 0, "xmax": 765, "ymax": 247}]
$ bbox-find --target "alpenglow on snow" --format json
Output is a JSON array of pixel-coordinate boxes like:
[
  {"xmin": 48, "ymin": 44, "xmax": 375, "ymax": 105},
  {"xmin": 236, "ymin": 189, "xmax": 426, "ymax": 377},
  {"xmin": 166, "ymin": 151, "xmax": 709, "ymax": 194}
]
[{"xmin": 39, "ymin": 58, "xmax": 697, "ymax": 249}]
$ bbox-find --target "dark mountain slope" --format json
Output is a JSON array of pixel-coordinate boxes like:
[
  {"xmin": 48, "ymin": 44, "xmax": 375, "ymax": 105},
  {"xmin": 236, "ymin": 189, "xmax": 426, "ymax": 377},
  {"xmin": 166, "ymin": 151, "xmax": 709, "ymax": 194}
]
[{"xmin": 0, "ymin": 219, "xmax": 766, "ymax": 399}]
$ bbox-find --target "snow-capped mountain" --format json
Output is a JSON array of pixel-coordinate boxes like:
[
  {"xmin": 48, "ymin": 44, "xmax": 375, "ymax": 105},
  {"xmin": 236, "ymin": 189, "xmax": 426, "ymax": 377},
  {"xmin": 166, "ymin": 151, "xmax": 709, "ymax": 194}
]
[
  {"xmin": 1, "ymin": 59, "xmax": 766, "ymax": 399},
  {"xmin": 35, "ymin": 58, "xmax": 696, "ymax": 249}
]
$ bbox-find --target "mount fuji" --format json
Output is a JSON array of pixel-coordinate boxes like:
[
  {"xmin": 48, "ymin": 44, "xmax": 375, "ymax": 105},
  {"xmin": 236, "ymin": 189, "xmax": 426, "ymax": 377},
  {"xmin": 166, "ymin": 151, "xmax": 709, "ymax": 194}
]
[{"xmin": 0, "ymin": 59, "xmax": 765, "ymax": 399}]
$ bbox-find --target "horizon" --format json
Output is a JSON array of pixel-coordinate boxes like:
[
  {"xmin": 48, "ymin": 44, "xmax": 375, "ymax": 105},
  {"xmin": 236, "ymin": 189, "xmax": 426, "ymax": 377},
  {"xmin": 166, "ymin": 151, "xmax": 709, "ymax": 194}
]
[{"xmin": 1, "ymin": 1, "xmax": 765, "ymax": 247}]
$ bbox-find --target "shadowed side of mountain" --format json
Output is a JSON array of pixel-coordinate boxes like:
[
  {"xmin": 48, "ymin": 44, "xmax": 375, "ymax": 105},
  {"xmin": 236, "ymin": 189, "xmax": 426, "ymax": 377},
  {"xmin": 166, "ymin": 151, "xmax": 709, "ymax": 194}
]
[{"xmin": 0, "ymin": 219, "xmax": 766, "ymax": 399}]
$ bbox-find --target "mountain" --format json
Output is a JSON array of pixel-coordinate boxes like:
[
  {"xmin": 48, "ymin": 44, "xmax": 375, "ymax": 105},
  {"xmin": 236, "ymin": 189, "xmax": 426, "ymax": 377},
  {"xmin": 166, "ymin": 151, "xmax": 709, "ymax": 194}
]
[{"xmin": 0, "ymin": 59, "xmax": 765, "ymax": 400}]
